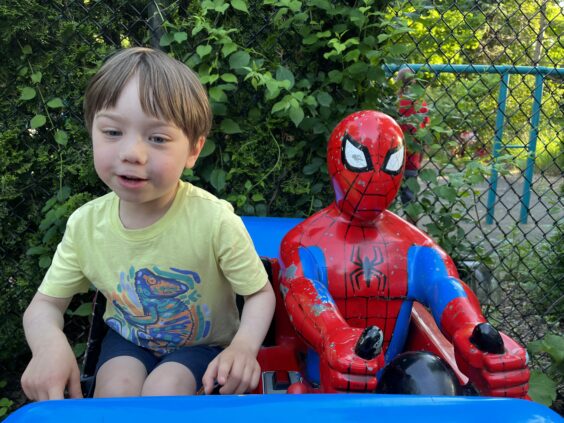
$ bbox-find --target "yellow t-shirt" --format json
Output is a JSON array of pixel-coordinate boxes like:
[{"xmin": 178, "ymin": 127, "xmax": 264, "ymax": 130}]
[{"xmin": 39, "ymin": 181, "xmax": 268, "ymax": 354}]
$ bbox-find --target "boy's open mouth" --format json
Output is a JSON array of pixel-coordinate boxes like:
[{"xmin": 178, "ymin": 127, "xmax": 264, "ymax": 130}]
[{"xmin": 121, "ymin": 175, "xmax": 147, "ymax": 181}]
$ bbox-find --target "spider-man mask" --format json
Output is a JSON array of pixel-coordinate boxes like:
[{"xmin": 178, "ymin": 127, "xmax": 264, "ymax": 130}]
[{"xmin": 327, "ymin": 110, "xmax": 405, "ymax": 221}]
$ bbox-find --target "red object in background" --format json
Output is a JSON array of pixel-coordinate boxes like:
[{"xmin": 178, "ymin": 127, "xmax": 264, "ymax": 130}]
[
  {"xmin": 398, "ymin": 98, "xmax": 430, "ymax": 171},
  {"xmin": 277, "ymin": 110, "xmax": 529, "ymax": 397}
]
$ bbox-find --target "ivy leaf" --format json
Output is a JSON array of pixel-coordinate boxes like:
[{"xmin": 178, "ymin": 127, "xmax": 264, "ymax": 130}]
[
  {"xmin": 30, "ymin": 114, "xmax": 46, "ymax": 128},
  {"xmin": 197, "ymin": 44, "xmax": 212, "ymax": 58},
  {"xmin": 231, "ymin": 0, "xmax": 248, "ymax": 12},
  {"xmin": 20, "ymin": 87, "xmax": 36, "ymax": 101},
  {"xmin": 220, "ymin": 119, "xmax": 242, "ymax": 134},
  {"xmin": 528, "ymin": 370, "xmax": 556, "ymax": 406},
  {"xmin": 289, "ymin": 106, "xmax": 304, "ymax": 127},
  {"xmin": 47, "ymin": 97, "xmax": 64, "ymax": 108},
  {"xmin": 54, "ymin": 130, "xmax": 68, "ymax": 146},
  {"xmin": 210, "ymin": 169, "xmax": 227, "ymax": 192},
  {"xmin": 229, "ymin": 51, "xmax": 250, "ymax": 70}
]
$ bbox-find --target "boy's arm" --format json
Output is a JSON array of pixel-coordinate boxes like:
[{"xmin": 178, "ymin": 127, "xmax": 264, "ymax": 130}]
[
  {"xmin": 21, "ymin": 292, "xmax": 83, "ymax": 400},
  {"xmin": 202, "ymin": 282, "xmax": 275, "ymax": 394}
]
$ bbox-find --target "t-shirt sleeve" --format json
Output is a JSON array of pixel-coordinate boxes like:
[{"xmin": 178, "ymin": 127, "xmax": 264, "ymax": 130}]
[
  {"xmin": 213, "ymin": 209, "xmax": 268, "ymax": 296},
  {"xmin": 38, "ymin": 211, "xmax": 91, "ymax": 298}
]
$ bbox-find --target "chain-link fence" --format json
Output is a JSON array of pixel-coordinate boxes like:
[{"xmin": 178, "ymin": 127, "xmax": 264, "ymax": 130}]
[{"xmin": 1, "ymin": 0, "xmax": 562, "ymax": 413}]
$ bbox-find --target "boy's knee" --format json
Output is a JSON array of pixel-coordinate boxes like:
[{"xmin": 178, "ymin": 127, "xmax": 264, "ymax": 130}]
[
  {"xmin": 94, "ymin": 373, "xmax": 144, "ymax": 398},
  {"xmin": 142, "ymin": 362, "xmax": 197, "ymax": 396},
  {"xmin": 94, "ymin": 357, "xmax": 146, "ymax": 398}
]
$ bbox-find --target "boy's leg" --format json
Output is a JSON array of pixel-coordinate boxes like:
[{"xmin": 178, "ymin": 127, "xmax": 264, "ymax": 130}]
[
  {"xmin": 142, "ymin": 345, "xmax": 222, "ymax": 396},
  {"xmin": 95, "ymin": 356, "xmax": 147, "ymax": 397},
  {"xmin": 94, "ymin": 328, "xmax": 157, "ymax": 398}
]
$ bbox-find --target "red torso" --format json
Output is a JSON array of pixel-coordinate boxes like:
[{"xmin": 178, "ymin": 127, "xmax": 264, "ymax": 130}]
[{"xmin": 284, "ymin": 205, "xmax": 434, "ymax": 352}]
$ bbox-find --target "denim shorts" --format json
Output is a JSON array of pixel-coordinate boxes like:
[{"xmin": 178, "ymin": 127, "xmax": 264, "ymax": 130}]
[{"xmin": 96, "ymin": 328, "xmax": 223, "ymax": 391}]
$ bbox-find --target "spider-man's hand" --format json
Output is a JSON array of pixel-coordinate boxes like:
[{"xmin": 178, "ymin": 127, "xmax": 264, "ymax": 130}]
[
  {"xmin": 453, "ymin": 323, "xmax": 529, "ymax": 398},
  {"xmin": 320, "ymin": 326, "xmax": 385, "ymax": 392}
]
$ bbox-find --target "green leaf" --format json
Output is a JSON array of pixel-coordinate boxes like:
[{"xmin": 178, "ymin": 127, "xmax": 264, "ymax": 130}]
[
  {"xmin": 220, "ymin": 119, "xmax": 242, "ymax": 134},
  {"xmin": 159, "ymin": 33, "xmax": 173, "ymax": 47},
  {"xmin": 39, "ymin": 255, "xmax": 52, "ymax": 269},
  {"xmin": 231, "ymin": 0, "xmax": 248, "ymax": 12},
  {"xmin": 272, "ymin": 99, "xmax": 288, "ymax": 113},
  {"xmin": 316, "ymin": 91, "xmax": 333, "ymax": 107},
  {"xmin": 54, "ymin": 130, "xmax": 68, "ymax": 146},
  {"xmin": 220, "ymin": 73, "xmax": 238, "ymax": 83},
  {"xmin": 69, "ymin": 302, "xmax": 93, "ymax": 317},
  {"xmin": 276, "ymin": 66, "xmax": 295, "ymax": 89},
  {"xmin": 528, "ymin": 370, "xmax": 557, "ymax": 406},
  {"xmin": 20, "ymin": 86, "xmax": 36, "ymax": 101},
  {"xmin": 30, "ymin": 114, "xmax": 47, "ymax": 129},
  {"xmin": 26, "ymin": 246, "xmax": 49, "ymax": 256},
  {"xmin": 31, "ymin": 71, "xmax": 42, "ymax": 83},
  {"xmin": 21, "ymin": 44, "xmax": 32, "ymax": 55},
  {"xmin": 47, "ymin": 97, "xmax": 64, "ymax": 108},
  {"xmin": 199, "ymin": 139, "xmax": 216, "ymax": 158},
  {"xmin": 174, "ymin": 31, "xmax": 188, "ymax": 43},
  {"xmin": 289, "ymin": 106, "xmax": 304, "ymax": 127},
  {"xmin": 229, "ymin": 51, "xmax": 250, "ymax": 69},
  {"xmin": 210, "ymin": 169, "xmax": 227, "ymax": 192},
  {"xmin": 209, "ymin": 86, "xmax": 227, "ymax": 103},
  {"xmin": 197, "ymin": 44, "xmax": 212, "ymax": 58},
  {"xmin": 221, "ymin": 42, "xmax": 238, "ymax": 57},
  {"xmin": 73, "ymin": 342, "xmax": 87, "ymax": 358}
]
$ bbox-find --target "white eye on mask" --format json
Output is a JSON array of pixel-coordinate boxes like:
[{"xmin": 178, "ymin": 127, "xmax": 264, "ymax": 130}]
[
  {"xmin": 341, "ymin": 133, "xmax": 373, "ymax": 172},
  {"xmin": 383, "ymin": 145, "xmax": 404, "ymax": 174}
]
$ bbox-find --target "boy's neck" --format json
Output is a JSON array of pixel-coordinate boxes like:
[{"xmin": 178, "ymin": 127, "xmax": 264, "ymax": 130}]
[{"xmin": 117, "ymin": 183, "xmax": 180, "ymax": 229}]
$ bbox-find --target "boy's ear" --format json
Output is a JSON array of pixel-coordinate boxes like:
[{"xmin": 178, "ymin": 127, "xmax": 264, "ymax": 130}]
[{"xmin": 186, "ymin": 136, "xmax": 206, "ymax": 169}]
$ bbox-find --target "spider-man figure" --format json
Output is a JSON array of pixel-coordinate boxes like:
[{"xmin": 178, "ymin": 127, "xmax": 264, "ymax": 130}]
[{"xmin": 279, "ymin": 110, "xmax": 529, "ymax": 397}]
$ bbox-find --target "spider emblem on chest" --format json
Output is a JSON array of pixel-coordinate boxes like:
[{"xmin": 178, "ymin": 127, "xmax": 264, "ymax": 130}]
[{"xmin": 348, "ymin": 245, "xmax": 387, "ymax": 292}]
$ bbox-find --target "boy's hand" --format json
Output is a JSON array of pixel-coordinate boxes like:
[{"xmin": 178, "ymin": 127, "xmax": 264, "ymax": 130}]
[
  {"xmin": 21, "ymin": 292, "xmax": 82, "ymax": 401},
  {"xmin": 21, "ymin": 338, "xmax": 83, "ymax": 400},
  {"xmin": 202, "ymin": 340, "xmax": 261, "ymax": 395}
]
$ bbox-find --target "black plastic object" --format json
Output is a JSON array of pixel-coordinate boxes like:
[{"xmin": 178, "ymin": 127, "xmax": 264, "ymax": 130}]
[
  {"xmin": 376, "ymin": 351, "xmax": 463, "ymax": 395},
  {"xmin": 354, "ymin": 325, "xmax": 383, "ymax": 360},
  {"xmin": 469, "ymin": 323, "xmax": 505, "ymax": 354}
]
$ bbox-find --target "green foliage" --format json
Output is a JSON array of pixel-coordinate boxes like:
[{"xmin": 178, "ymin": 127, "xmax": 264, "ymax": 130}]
[{"xmin": 528, "ymin": 334, "xmax": 564, "ymax": 407}]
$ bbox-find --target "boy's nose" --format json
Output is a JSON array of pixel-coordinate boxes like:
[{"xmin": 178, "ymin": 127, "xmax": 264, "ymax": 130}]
[{"xmin": 119, "ymin": 135, "xmax": 147, "ymax": 164}]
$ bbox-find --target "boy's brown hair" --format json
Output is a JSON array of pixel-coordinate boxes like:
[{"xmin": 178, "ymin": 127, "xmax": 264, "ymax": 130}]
[{"xmin": 84, "ymin": 47, "xmax": 212, "ymax": 151}]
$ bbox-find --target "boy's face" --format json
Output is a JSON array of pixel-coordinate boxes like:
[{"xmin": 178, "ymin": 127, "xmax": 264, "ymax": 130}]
[{"xmin": 92, "ymin": 75, "xmax": 203, "ymax": 214}]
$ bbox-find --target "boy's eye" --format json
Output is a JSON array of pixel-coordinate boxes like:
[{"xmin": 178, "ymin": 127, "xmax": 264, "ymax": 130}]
[
  {"xmin": 149, "ymin": 135, "xmax": 168, "ymax": 144},
  {"xmin": 103, "ymin": 130, "xmax": 122, "ymax": 137}
]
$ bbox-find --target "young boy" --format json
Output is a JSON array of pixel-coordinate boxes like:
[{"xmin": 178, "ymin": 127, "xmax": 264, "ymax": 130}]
[{"xmin": 20, "ymin": 47, "xmax": 275, "ymax": 400}]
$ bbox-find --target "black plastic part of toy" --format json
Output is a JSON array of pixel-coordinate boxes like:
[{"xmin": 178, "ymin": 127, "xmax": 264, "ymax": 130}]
[
  {"xmin": 376, "ymin": 351, "xmax": 463, "ymax": 396},
  {"xmin": 355, "ymin": 325, "xmax": 384, "ymax": 360},
  {"xmin": 469, "ymin": 323, "xmax": 505, "ymax": 354}
]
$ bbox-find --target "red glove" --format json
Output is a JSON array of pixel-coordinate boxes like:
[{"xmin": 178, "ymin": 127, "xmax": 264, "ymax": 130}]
[{"xmin": 453, "ymin": 323, "xmax": 529, "ymax": 398}]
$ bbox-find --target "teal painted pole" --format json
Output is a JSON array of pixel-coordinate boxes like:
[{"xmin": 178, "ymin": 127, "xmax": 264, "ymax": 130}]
[
  {"xmin": 384, "ymin": 63, "xmax": 564, "ymax": 77},
  {"xmin": 486, "ymin": 73, "xmax": 511, "ymax": 225},
  {"xmin": 520, "ymin": 73, "xmax": 544, "ymax": 224}
]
